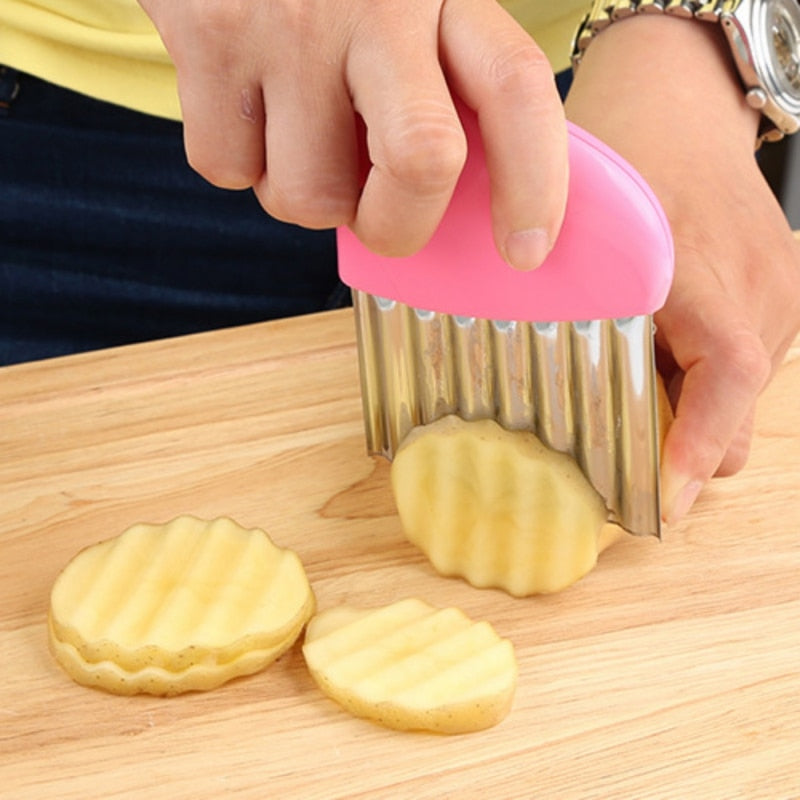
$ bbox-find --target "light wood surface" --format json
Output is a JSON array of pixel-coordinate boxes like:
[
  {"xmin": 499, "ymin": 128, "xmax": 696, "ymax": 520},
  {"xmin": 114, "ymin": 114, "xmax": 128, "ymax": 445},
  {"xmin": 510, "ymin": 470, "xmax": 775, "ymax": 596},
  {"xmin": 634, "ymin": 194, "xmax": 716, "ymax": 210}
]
[{"xmin": 2, "ymin": 308, "xmax": 799, "ymax": 799}]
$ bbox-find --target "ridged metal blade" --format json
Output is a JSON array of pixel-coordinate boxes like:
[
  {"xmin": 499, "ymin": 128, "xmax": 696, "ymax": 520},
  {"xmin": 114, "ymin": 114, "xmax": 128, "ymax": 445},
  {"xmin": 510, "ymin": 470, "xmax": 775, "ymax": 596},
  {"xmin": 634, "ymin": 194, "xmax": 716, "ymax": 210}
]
[{"xmin": 351, "ymin": 289, "xmax": 662, "ymax": 538}]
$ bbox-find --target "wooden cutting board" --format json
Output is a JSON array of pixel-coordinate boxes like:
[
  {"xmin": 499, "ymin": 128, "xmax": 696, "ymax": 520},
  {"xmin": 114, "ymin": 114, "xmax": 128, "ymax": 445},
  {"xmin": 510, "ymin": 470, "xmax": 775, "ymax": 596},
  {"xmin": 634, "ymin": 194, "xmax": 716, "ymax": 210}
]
[{"xmin": 1, "ymin": 308, "xmax": 799, "ymax": 799}]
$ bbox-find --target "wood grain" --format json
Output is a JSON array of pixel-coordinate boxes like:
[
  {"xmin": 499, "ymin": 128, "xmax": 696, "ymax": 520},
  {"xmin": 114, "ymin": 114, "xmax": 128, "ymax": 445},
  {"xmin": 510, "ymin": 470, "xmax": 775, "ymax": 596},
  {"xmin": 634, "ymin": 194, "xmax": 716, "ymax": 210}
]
[{"xmin": 1, "ymin": 308, "xmax": 798, "ymax": 799}]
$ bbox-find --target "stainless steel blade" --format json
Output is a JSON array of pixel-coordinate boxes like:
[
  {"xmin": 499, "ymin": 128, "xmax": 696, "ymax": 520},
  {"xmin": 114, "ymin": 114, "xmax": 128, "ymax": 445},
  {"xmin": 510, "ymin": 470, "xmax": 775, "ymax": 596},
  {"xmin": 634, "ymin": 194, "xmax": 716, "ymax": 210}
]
[{"xmin": 351, "ymin": 289, "xmax": 662, "ymax": 538}]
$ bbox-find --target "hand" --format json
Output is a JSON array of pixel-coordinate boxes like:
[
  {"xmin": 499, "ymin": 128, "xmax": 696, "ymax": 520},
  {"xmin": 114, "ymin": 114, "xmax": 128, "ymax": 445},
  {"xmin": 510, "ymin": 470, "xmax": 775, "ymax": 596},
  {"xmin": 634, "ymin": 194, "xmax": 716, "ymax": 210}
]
[
  {"xmin": 566, "ymin": 16, "xmax": 800, "ymax": 525},
  {"xmin": 137, "ymin": 0, "xmax": 568, "ymax": 269}
]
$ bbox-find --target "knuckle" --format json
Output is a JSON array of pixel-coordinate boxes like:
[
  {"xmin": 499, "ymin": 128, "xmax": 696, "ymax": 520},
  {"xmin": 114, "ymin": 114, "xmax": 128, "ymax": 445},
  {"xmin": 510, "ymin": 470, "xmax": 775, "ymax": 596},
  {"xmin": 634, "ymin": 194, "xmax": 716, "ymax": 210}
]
[
  {"xmin": 159, "ymin": 1, "xmax": 250, "ymax": 55},
  {"xmin": 356, "ymin": 227, "xmax": 419, "ymax": 259},
  {"xmin": 185, "ymin": 148, "xmax": 256, "ymax": 190},
  {"xmin": 484, "ymin": 38, "xmax": 552, "ymax": 98},
  {"xmin": 258, "ymin": 180, "xmax": 355, "ymax": 229},
  {"xmin": 721, "ymin": 331, "xmax": 772, "ymax": 391},
  {"xmin": 195, "ymin": 0, "xmax": 251, "ymax": 35},
  {"xmin": 380, "ymin": 108, "xmax": 467, "ymax": 195}
]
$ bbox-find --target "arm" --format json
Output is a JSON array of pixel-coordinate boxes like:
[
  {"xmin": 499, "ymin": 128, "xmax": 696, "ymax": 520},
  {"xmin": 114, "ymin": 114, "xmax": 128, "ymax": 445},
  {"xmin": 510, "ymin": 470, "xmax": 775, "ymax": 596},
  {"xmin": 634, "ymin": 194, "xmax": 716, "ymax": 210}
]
[
  {"xmin": 137, "ymin": 0, "xmax": 569, "ymax": 270},
  {"xmin": 565, "ymin": 14, "xmax": 800, "ymax": 524}
]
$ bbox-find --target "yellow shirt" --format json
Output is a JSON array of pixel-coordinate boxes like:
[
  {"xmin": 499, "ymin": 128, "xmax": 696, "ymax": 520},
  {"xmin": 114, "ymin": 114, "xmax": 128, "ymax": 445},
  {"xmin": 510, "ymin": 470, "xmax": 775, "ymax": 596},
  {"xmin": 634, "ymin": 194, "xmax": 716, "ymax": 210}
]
[{"xmin": 0, "ymin": 0, "xmax": 586, "ymax": 121}]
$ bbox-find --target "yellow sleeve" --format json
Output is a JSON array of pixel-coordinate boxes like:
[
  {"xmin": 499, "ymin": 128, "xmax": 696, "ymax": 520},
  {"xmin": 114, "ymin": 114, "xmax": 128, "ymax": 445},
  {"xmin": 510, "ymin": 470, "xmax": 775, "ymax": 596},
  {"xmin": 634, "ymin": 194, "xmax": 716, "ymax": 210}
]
[
  {"xmin": 0, "ymin": 1, "xmax": 585, "ymax": 121},
  {"xmin": 1, "ymin": 0, "xmax": 181, "ymax": 119},
  {"xmin": 500, "ymin": 1, "xmax": 586, "ymax": 72}
]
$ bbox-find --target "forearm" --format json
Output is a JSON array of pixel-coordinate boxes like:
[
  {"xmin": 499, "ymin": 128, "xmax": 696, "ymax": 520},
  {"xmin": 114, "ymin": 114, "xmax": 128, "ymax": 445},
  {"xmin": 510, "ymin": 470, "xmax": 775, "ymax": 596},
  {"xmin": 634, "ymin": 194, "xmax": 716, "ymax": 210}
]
[{"xmin": 565, "ymin": 14, "xmax": 760, "ymax": 193}]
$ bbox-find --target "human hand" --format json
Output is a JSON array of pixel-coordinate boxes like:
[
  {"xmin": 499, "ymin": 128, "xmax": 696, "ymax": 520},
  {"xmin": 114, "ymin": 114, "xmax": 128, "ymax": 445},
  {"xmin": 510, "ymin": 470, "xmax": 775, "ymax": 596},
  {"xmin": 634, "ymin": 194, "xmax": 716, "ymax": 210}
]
[
  {"xmin": 137, "ymin": 0, "xmax": 567, "ymax": 269},
  {"xmin": 565, "ymin": 15, "xmax": 800, "ymax": 525}
]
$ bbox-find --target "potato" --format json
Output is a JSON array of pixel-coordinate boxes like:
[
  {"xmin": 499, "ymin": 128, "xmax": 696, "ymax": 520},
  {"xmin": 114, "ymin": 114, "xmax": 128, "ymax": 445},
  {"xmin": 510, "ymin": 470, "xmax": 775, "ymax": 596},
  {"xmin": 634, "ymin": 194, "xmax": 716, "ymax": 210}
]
[
  {"xmin": 48, "ymin": 515, "xmax": 315, "ymax": 695},
  {"xmin": 391, "ymin": 415, "xmax": 610, "ymax": 595},
  {"xmin": 47, "ymin": 618, "xmax": 303, "ymax": 696},
  {"xmin": 302, "ymin": 598, "xmax": 517, "ymax": 734}
]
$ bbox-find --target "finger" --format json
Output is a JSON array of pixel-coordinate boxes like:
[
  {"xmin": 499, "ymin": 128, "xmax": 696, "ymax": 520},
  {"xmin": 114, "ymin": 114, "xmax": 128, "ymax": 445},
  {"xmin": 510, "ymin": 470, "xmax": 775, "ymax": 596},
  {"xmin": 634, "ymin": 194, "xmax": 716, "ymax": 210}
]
[
  {"xmin": 345, "ymin": 6, "xmax": 468, "ymax": 256},
  {"xmin": 440, "ymin": 0, "xmax": 568, "ymax": 270},
  {"xmin": 254, "ymin": 77, "xmax": 360, "ymax": 229},
  {"xmin": 659, "ymin": 321, "xmax": 771, "ymax": 526},
  {"xmin": 715, "ymin": 407, "xmax": 756, "ymax": 477},
  {"xmin": 662, "ymin": 362, "xmax": 756, "ymax": 478},
  {"xmin": 181, "ymin": 77, "xmax": 267, "ymax": 189},
  {"xmin": 154, "ymin": 7, "xmax": 267, "ymax": 189}
]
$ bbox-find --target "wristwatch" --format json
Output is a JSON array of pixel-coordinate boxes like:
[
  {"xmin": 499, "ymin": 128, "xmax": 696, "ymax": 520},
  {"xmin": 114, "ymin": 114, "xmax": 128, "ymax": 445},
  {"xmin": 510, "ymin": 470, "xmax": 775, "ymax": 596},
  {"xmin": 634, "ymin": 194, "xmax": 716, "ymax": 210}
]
[{"xmin": 571, "ymin": 0, "xmax": 800, "ymax": 147}]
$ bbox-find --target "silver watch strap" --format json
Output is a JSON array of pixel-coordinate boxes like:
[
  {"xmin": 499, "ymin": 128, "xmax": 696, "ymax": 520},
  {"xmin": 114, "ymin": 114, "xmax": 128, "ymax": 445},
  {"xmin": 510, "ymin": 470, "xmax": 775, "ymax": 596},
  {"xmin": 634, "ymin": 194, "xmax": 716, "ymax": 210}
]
[
  {"xmin": 570, "ymin": 0, "xmax": 782, "ymax": 146},
  {"xmin": 572, "ymin": 1, "xmax": 733, "ymax": 69}
]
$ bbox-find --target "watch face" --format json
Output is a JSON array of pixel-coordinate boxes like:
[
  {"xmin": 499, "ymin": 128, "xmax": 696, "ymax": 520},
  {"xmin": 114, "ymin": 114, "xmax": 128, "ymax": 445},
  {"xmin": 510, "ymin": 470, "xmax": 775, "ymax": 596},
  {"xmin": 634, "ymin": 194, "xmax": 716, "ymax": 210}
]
[{"xmin": 766, "ymin": 0, "xmax": 800, "ymax": 98}]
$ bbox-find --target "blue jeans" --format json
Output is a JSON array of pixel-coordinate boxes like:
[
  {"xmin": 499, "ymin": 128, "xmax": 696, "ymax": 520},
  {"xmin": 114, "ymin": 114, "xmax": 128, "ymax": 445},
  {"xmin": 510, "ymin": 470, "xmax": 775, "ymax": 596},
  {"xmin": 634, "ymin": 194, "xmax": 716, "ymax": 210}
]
[
  {"xmin": 0, "ymin": 68, "xmax": 345, "ymax": 365},
  {"xmin": 0, "ymin": 67, "xmax": 573, "ymax": 366}
]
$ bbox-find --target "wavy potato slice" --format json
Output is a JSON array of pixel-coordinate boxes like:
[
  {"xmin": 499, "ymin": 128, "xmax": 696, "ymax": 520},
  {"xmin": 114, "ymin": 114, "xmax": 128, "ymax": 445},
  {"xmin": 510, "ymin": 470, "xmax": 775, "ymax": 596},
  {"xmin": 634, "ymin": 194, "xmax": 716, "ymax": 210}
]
[
  {"xmin": 391, "ymin": 415, "xmax": 611, "ymax": 595},
  {"xmin": 48, "ymin": 515, "xmax": 315, "ymax": 695},
  {"xmin": 47, "ymin": 616, "xmax": 305, "ymax": 696},
  {"xmin": 303, "ymin": 598, "xmax": 517, "ymax": 734}
]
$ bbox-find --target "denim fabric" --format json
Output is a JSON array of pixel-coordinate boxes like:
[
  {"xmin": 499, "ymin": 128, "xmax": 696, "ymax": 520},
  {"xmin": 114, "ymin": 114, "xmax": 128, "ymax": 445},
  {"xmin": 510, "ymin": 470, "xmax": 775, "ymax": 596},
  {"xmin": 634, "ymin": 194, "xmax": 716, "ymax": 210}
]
[
  {"xmin": 0, "ymin": 69, "xmax": 345, "ymax": 365},
  {"xmin": 555, "ymin": 68, "xmax": 573, "ymax": 100},
  {"xmin": 1, "ymin": 68, "xmax": 574, "ymax": 366}
]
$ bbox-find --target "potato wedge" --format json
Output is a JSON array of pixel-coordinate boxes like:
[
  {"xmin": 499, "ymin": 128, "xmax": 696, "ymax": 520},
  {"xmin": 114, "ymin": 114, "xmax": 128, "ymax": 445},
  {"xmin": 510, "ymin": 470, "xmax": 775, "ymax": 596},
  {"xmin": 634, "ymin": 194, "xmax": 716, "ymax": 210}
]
[
  {"xmin": 48, "ymin": 515, "xmax": 314, "ymax": 695},
  {"xmin": 391, "ymin": 415, "xmax": 610, "ymax": 595},
  {"xmin": 303, "ymin": 598, "xmax": 517, "ymax": 734}
]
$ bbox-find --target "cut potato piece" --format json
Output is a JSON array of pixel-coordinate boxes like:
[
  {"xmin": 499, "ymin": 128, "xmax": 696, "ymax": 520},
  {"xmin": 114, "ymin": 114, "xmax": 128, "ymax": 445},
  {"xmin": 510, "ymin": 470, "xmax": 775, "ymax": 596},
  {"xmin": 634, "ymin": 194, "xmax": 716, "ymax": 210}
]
[
  {"xmin": 391, "ymin": 415, "xmax": 609, "ymax": 595},
  {"xmin": 47, "ymin": 616, "xmax": 304, "ymax": 696},
  {"xmin": 303, "ymin": 598, "xmax": 517, "ymax": 734},
  {"xmin": 48, "ymin": 515, "xmax": 314, "ymax": 695}
]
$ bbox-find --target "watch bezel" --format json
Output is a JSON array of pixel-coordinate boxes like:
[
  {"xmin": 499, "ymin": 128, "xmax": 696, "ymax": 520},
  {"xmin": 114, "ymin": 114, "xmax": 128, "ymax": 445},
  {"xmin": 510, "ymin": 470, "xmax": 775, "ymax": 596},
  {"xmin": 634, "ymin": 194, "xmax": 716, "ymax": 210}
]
[{"xmin": 723, "ymin": 0, "xmax": 800, "ymax": 134}]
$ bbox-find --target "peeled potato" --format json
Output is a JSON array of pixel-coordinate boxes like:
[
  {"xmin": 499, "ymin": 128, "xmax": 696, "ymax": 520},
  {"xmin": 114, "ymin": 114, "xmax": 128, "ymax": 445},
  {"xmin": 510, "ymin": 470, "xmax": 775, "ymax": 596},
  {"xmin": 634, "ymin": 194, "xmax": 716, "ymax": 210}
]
[
  {"xmin": 391, "ymin": 415, "xmax": 610, "ymax": 595},
  {"xmin": 48, "ymin": 515, "xmax": 315, "ymax": 695},
  {"xmin": 302, "ymin": 598, "xmax": 517, "ymax": 734}
]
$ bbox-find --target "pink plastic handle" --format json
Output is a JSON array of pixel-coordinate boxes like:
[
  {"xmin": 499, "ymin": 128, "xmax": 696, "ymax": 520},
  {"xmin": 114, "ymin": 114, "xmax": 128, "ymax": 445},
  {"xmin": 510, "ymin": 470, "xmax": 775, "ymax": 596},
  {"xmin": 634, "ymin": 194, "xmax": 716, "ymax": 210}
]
[{"xmin": 337, "ymin": 107, "xmax": 673, "ymax": 322}]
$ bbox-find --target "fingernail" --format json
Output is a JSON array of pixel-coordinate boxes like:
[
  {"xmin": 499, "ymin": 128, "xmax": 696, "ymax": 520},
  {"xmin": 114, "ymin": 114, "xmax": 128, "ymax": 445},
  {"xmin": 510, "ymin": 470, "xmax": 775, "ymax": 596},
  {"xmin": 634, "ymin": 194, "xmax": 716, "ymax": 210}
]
[
  {"xmin": 504, "ymin": 227, "xmax": 551, "ymax": 271},
  {"xmin": 663, "ymin": 479, "xmax": 704, "ymax": 526}
]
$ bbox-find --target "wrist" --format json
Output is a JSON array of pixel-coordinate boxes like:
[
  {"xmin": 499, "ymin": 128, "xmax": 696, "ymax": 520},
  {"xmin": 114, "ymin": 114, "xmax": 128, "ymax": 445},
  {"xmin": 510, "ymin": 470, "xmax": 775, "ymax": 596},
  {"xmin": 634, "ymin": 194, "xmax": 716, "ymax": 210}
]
[{"xmin": 565, "ymin": 14, "xmax": 760, "ymax": 152}]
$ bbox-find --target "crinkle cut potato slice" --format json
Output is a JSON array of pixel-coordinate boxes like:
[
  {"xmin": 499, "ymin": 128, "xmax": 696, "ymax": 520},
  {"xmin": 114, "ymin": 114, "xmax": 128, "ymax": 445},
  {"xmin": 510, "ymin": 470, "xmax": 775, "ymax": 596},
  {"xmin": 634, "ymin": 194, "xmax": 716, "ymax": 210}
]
[
  {"xmin": 48, "ymin": 515, "xmax": 315, "ymax": 695},
  {"xmin": 391, "ymin": 415, "xmax": 612, "ymax": 596},
  {"xmin": 302, "ymin": 598, "xmax": 517, "ymax": 734}
]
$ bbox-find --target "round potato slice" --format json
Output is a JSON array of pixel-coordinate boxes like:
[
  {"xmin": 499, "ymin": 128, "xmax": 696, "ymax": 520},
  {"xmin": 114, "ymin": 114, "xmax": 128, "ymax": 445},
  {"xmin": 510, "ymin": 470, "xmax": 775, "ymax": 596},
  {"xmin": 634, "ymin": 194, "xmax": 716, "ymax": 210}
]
[
  {"xmin": 303, "ymin": 598, "xmax": 517, "ymax": 734},
  {"xmin": 391, "ymin": 415, "xmax": 610, "ymax": 595},
  {"xmin": 47, "ymin": 617, "xmax": 304, "ymax": 696},
  {"xmin": 48, "ymin": 515, "xmax": 314, "ymax": 695}
]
